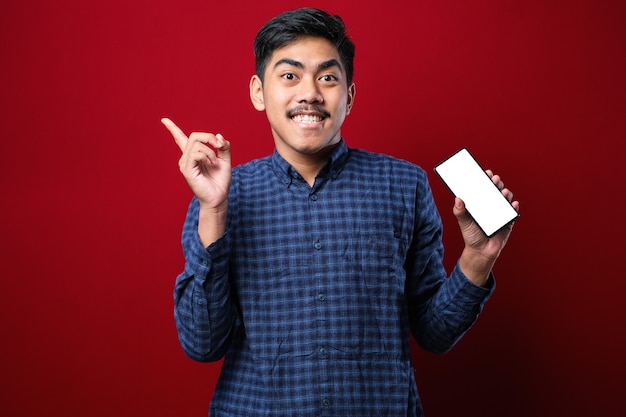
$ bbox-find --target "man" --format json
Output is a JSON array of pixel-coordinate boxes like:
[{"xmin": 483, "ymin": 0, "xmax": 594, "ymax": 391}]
[{"xmin": 162, "ymin": 7, "xmax": 518, "ymax": 416}]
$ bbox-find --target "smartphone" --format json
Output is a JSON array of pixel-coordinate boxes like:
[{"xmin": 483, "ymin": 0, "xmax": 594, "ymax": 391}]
[{"xmin": 434, "ymin": 148, "xmax": 519, "ymax": 237}]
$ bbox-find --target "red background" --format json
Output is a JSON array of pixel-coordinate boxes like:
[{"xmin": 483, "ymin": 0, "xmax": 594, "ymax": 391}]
[{"xmin": 1, "ymin": 0, "xmax": 625, "ymax": 416}]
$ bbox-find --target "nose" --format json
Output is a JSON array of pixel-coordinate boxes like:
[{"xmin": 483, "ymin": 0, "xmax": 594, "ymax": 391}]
[{"xmin": 296, "ymin": 77, "xmax": 323, "ymax": 104}]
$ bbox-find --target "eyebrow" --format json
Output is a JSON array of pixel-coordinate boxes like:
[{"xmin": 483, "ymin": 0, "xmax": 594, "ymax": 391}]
[{"xmin": 273, "ymin": 58, "xmax": 343, "ymax": 72}]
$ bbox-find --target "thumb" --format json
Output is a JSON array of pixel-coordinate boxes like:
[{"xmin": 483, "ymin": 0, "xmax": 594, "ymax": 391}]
[
  {"xmin": 215, "ymin": 133, "xmax": 232, "ymax": 164},
  {"xmin": 453, "ymin": 197, "xmax": 472, "ymax": 226}
]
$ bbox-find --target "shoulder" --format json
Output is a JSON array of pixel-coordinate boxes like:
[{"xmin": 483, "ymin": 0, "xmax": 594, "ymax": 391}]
[
  {"xmin": 229, "ymin": 155, "xmax": 282, "ymax": 202},
  {"xmin": 347, "ymin": 147, "xmax": 428, "ymax": 183},
  {"xmin": 232, "ymin": 155, "xmax": 273, "ymax": 179}
]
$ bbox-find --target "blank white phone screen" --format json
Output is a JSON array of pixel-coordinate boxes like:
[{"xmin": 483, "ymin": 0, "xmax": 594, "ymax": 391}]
[{"xmin": 435, "ymin": 148, "xmax": 518, "ymax": 237}]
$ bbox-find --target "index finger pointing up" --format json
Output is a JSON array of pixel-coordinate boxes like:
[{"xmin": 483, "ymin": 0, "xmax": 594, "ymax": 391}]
[{"xmin": 161, "ymin": 117, "xmax": 188, "ymax": 152}]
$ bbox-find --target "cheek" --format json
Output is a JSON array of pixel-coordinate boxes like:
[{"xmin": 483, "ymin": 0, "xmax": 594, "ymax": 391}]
[
  {"xmin": 333, "ymin": 100, "xmax": 350, "ymax": 120},
  {"xmin": 264, "ymin": 102, "xmax": 288, "ymax": 123},
  {"xmin": 263, "ymin": 83, "xmax": 292, "ymax": 102},
  {"xmin": 263, "ymin": 92, "xmax": 292, "ymax": 114}
]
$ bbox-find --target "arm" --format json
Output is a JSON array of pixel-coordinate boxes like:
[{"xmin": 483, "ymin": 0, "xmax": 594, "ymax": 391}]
[
  {"xmin": 407, "ymin": 171, "xmax": 518, "ymax": 354},
  {"xmin": 161, "ymin": 117, "xmax": 231, "ymax": 246},
  {"xmin": 173, "ymin": 198, "xmax": 239, "ymax": 362},
  {"xmin": 162, "ymin": 118, "xmax": 238, "ymax": 361}
]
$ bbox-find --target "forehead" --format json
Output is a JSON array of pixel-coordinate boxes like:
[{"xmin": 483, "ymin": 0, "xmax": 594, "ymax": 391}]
[{"xmin": 268, "ymin": 36, "xmax": 342, "ymax": 68}]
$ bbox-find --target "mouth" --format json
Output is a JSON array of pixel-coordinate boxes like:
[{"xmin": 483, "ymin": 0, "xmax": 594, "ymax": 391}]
[
  {"xmin": 288, "ymin": 105, "xmax": 330, "ymax": 125},
  {"xmin": 292, "ymin": 114, "xmax": 324, "ymax": 124}
]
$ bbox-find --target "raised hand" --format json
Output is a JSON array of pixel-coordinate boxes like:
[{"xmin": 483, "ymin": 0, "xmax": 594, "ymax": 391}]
[
  {"xmin": 162, "ymin": 118, "xmax": 232, "ymax": 246},
  {"xmin": 454, "ymin": 170, "xmax": 520, "ymax": 285},
  {"xmin": 161, "ymin": 118, "xmax": 232, "ymax": 210}
]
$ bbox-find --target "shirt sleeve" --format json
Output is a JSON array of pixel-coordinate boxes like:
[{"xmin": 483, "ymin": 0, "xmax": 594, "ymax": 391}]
[
  {"xmin": 173, "ymin": 197, "xmax": 239, "ymax": 362},
  {"xmin": 406, "ymin": 172, "xmax": 495, "ymax": 354}
]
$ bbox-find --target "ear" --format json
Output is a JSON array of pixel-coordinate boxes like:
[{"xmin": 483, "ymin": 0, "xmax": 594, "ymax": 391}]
[
  {"xmin": 346, "ymin": 82, "xmax": 356, "ymax": 115},
  {"xmin": 249, "ymin": 75, "xmax": 265, "ymax": 111}
]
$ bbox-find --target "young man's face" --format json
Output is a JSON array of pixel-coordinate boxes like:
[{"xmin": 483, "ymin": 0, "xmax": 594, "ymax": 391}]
[{"xmin": 250, "ymin": 36, "xmax": 355, "ymax": 163}]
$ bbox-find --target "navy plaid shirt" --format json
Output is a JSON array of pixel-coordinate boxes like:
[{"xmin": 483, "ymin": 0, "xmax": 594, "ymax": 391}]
[{"xmin": 174, "ymin": 139, "xmax": 494, "ymax": 416}]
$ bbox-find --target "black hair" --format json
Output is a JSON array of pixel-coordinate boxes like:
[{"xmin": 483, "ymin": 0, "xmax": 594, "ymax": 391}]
[{"xmin": 253, "ymin": 8, "xmax": 355, "ymax": 85}]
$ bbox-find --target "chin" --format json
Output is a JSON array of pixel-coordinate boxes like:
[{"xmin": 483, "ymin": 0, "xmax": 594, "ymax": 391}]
[{"xmin": 297, "ymin": 140, "xmax": 336, "ymax": 155}]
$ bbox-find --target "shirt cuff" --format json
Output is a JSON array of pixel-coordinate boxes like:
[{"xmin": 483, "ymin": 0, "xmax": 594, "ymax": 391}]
[
  {"xmin": 448, "ymin": 262, "xmax": 496, "ymax": 306},
  {"xmin": 187, "ymin": 231, "xmax": 230, "ymax": 280}
]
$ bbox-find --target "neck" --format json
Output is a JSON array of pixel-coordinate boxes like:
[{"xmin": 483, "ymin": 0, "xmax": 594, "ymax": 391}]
[
  {"xmin": 293, "ymin": 160, "xmax": 325, "ymax": 186},
  {"xmin": 277, "ymin": 143, "xmax": 338, "ymax": 187}
]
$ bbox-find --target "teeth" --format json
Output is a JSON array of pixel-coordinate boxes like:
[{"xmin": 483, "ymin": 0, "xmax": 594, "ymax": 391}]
[{"xmin": 292, "ymin": 114, "xmax": 322, "ymax": 123}]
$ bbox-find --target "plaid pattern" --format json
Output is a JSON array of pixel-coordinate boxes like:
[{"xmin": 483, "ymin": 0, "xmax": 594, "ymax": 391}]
[{"xmin": 174, "ymin": 140, "xmax": 494, "ymax": 416}]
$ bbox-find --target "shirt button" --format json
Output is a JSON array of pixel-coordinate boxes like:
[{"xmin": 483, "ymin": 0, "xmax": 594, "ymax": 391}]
[
  {"xmin": 319, "ymin": 346, "xmax": 327, "ymax": 355},
  {"xmin": 322, "ymin": 398, "xmax": 331, "ymax": 407},
  {"xmin": 310, "ymin": 194, "xmax": 318, "ymax": 201},
  {"xmin": 317, "ymin": 293, "xmax": 326, "ymax": 301},
  {"xmin": 314, "ymin": 241, "xmax": 322, "ymax": 250}
]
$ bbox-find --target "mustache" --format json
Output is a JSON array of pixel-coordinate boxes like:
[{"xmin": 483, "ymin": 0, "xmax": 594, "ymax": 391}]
[{"xmin": 287, "ymin": 105, "xmax": 331, "ymax": 119}]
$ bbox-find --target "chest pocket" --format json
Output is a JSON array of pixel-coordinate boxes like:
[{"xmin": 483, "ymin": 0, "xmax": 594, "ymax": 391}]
[{"xmin": 357, "ymin": 234, "xmax": 406, "ymax": 300}]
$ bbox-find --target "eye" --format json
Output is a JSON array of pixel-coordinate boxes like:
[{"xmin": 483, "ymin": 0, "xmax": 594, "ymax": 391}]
[
  {"xmin": 281, "ymin": 73, "xmax": 297, "ymax": 81},
  {"xmin": 320, "ymin": 74, "xmax": 339, "ymax": 83}
]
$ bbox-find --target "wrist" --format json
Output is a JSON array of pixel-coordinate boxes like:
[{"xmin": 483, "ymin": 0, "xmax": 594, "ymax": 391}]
[
  {"xmin": 198, "ymin": 199, "xmax": 228, "ymax": 217},
  {"xmin": 197, "ymin": 200, "xmax": 228, "ymax": 247},
  {"xmin": 459, "ymin": 248, "xmax": 495, "ymax": 287}
]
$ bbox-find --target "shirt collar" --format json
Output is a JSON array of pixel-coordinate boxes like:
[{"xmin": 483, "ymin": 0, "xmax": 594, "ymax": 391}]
[{"xmin": 271, "ymin": 139, "xmax": 349, "ymax": 186}]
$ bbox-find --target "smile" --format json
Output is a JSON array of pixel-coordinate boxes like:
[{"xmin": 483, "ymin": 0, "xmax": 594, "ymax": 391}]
[
  {"xmin": 287, "ymin": 105, "xmax": 330, "ymax": 125},
  {"xmin": 292, "ymin": 114, "xmax": 324, "ymax": 123}
]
